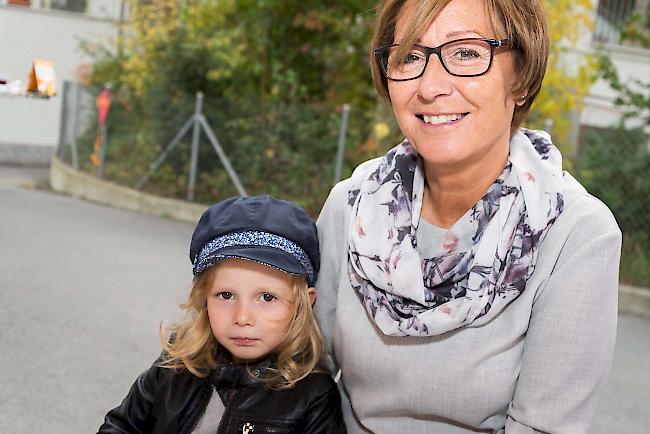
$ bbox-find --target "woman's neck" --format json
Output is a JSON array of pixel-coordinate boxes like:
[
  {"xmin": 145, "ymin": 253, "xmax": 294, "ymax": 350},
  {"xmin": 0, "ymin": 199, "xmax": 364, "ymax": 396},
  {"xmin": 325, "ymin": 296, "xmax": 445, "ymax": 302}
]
[{"xmin": 420, "ymin": 151, "xmax": 508, "ymax": 229}]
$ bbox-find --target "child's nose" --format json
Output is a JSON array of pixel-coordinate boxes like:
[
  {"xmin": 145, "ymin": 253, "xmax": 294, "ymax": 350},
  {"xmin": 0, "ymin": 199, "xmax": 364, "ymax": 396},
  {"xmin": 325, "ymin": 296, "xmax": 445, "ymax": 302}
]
[{"xmin": 233, "ymin": 302, "xmax": 254, "ymax": 326}]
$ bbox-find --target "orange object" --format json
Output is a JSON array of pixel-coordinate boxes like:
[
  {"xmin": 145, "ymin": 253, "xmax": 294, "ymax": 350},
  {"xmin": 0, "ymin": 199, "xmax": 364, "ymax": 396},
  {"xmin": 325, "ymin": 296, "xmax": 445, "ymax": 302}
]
[
  {"xmin": 26, "ymin": 59, "xmax": 56, "ymax": 97},
  {"xmin": 96, "ymin": 88, "xmax": 111, "ymax": 125},
  {"xmin": 91, "ymin": 87, "xmax": 111, "ymax": 167}
]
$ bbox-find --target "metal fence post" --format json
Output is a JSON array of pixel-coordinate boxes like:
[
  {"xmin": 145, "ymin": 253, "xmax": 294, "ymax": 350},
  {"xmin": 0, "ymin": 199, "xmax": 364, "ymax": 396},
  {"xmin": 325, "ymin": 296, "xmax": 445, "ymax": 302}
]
[
  {"xmin": 70, "ymin": 82, "xmax": 79, "ymax": 170},
  {"xmin": 333, "ymin": 103, "xmax": 350, "ymax": 186},
  {"xmin": 135, "ymin": 90, "xmax": 246, "ymax": 198},
  {"xmin": 58, "ymin": 81, "xmax": 79, "ymax": 169},
  {"xmin": 97, "ymin": 118, "xmax": 108, "ymax": 178},
  {"xmin": 134, "ymin": 116, "xmax": 194, "ymax": 191},
  {"xmin": 187, "ymin": 92, "xmax": 203, "ymax": 202},
  {"xmin": 198, "ymin": 115, "xmax": 248, "ymax": 197},
  {"xmin": 57, "ymin": 81, "xmax": 69, "ymax": 161}
]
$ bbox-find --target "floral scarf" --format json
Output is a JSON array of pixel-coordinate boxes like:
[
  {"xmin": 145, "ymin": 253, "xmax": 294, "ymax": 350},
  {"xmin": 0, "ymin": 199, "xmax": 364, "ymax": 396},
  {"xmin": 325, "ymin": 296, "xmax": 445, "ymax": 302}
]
[{"xmin": 347, "ymin": 129, "xmax": 565, "ymax": 336}]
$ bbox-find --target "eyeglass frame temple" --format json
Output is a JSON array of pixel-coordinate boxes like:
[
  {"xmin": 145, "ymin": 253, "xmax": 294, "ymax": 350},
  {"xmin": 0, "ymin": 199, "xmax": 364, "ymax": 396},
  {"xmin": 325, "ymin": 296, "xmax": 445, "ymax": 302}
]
[{"xmin": 374, "ymin": 38, "xmax": 509, "ymax": 81}]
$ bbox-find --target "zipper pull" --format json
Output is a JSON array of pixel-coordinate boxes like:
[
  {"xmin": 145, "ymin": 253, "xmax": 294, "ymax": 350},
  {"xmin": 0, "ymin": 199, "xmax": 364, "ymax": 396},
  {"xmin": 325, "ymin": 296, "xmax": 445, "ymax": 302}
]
[{"xmin": 242, "ymin": 422, "xmax": 254, "ymax": 434}]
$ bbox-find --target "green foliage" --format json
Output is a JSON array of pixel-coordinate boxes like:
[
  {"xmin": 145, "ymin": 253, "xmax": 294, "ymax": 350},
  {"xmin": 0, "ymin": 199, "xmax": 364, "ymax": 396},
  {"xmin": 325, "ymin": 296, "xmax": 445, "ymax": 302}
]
[
  {"xmin": 621, "ymin": 12, "xmax": 650, "ymax": 49},
  {"xmin": 597, "ymin": 10, "xmax": 650, "ymax": 129},
  {"xmin": 576, "ymin": 18, "xmax": 650, "ymax": 286},
  {"xmin": 526, "ymin": 0, "xmax": 597, "ymax": 150},
  {"xmin": 575, "ymin": 127, "xmax": 650, "ymax": 285},
  {"xmin": 82, "ymin": 0, "xmax": 379, "ymax": 215}
]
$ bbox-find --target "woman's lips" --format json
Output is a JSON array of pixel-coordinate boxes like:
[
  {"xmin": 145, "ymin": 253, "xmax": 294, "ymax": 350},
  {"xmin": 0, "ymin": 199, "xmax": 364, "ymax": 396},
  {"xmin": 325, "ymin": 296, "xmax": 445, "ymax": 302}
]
[{"xmin": 416, "ymin": 113, "xmax": 468, "ymax": 126}]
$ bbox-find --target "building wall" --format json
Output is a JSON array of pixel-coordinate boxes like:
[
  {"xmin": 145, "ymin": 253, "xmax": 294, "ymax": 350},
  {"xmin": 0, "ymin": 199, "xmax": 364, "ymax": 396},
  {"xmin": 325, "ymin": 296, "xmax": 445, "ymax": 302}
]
[
  {"xmin": 582, "ymin": 44, "xmax": 650, "ymax": 130},
  {"xmin": 579, "ymin": 0, "xmax": 650, "ymax": 131},
  {"xmin": 0, "ymin": 2, "xmax": 119, "ymax": 164}
]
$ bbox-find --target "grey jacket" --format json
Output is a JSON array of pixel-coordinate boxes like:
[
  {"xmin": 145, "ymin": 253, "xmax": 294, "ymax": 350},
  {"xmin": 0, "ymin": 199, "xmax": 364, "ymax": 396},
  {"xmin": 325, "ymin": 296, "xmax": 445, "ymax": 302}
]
[{"xmin": 314, "ymin": 157, "xmax": 621, "ymax": 434}]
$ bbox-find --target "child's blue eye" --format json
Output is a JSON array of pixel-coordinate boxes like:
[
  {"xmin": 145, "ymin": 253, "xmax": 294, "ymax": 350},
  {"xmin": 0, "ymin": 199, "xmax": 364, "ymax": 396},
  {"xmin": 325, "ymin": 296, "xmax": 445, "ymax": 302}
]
[
  {"xmin": 217, "ymin": 292, "xmax": 233, "ymax": 300},
  {"xmin": 261, "ymin": 293, "xmax": 276, "ymax": 302}
]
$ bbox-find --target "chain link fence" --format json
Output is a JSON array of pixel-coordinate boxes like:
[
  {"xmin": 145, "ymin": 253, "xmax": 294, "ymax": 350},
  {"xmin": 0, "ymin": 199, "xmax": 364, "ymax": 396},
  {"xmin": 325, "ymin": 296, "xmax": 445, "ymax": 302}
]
[
  {"xmin": 575, "ymin": 125, "xmax": 650, "ymax": 286},
  {"xmin": 56, "ymin": 81, "xmax": 364, "ymax": 216}
]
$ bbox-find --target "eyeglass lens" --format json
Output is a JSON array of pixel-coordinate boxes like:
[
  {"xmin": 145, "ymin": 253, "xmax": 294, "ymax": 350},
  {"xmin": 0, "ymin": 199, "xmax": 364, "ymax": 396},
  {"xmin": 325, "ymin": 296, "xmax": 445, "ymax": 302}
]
[{"xmin": 383, "ymin": 39, "xmax": 495, "ymax": 79}]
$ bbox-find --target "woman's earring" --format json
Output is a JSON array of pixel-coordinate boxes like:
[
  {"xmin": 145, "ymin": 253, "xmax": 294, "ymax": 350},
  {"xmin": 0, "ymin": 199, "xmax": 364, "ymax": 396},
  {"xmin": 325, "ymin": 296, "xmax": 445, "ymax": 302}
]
[{"xmin": 515, "ymin": 94, "xmax": 527, "ymax": 107}]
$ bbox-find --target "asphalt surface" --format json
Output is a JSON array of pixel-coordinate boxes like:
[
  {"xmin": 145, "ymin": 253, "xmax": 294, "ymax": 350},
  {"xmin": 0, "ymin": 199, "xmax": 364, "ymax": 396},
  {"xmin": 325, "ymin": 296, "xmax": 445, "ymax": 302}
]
[{"xmin": 1, "ymin": 165, "xmax": 648, "ymax": 433}]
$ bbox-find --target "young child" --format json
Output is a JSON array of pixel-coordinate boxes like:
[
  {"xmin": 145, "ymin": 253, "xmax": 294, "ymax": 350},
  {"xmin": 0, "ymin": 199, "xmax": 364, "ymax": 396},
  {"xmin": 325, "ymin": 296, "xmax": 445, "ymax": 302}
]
[{"xmin": 98, "ymin": 195, "xmax": 345, "ymax": 434}]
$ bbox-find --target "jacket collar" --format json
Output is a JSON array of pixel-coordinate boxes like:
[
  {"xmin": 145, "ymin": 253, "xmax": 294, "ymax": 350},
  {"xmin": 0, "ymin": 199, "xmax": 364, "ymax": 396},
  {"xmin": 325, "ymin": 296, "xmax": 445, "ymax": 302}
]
[{"xmin": 209, "ymin": 353, "xmax": 275, "ymax": 389}]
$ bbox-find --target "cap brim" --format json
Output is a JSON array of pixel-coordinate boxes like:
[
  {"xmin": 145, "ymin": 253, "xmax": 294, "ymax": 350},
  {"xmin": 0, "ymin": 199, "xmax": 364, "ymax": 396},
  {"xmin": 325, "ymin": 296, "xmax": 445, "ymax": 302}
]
[{"xmin": 194, "ymin": 245, "xmax": 306, "ymax": 277}]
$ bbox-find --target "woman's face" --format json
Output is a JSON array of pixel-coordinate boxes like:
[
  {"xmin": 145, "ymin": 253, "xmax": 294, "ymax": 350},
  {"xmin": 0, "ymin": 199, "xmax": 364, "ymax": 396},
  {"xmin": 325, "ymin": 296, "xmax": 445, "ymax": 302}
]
[{"xmin": 388, "ymin": 0, "xmax": 519, "ymax": 172}]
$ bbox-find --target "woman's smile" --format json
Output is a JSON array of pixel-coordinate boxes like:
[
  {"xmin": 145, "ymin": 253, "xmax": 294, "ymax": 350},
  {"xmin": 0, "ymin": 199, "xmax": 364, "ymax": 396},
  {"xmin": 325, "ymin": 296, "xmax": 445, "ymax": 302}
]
[{"xmin": 416, "ymin": 112, "xmax": 468, "ymax": 126}]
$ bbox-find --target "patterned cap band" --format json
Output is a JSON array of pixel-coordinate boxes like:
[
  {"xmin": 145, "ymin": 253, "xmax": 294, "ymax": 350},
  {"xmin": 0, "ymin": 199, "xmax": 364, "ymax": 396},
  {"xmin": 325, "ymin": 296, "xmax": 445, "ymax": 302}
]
[{"xmin": 193, "ymin": 230, "xmax": 315, "ymax": 283}]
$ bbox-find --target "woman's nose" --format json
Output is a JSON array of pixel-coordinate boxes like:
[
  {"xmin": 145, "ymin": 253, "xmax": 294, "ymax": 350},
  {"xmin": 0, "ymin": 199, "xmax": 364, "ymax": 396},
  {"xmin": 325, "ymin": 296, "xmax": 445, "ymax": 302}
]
[
  {"xmin": 416, "ymin": 55, "xmax": 453, "ymax": 101},
  {"xmin": 233, "ymin": 302, "xmax": 254, "ymax": 326}
]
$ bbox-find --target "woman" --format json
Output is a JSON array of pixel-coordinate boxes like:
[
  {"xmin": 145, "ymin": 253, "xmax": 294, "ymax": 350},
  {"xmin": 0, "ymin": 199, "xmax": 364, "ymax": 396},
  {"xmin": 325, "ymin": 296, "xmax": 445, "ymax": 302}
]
[{"xmin": 315, "ymin": 0, "xmax": 622, "ymax": 432}]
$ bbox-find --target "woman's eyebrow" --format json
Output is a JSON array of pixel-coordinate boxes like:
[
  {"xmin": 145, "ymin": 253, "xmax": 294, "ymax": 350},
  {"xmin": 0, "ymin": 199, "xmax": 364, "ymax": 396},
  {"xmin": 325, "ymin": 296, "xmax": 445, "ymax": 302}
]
[
  {"xmin": 412, "ymin": 29, "xmax": 488, "ymax": 45},
  {"xmin": 445, "ymin": 29, "xmax": 487, "ymax": 38}
]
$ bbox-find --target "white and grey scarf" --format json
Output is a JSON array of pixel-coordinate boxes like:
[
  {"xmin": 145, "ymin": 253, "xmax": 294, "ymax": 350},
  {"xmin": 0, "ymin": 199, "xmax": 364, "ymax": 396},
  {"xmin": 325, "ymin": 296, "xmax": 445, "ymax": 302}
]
[{"xmin": 347, "ymin": 129, "xmax": 565, "ymax": 336}]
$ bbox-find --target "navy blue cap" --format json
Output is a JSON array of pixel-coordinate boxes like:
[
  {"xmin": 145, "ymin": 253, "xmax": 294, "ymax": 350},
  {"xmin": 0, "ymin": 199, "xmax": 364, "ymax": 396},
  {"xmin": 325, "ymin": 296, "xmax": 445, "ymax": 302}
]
[{"xmin": 190, "ymin": 195, "xmax": 319, "ymax": 286}]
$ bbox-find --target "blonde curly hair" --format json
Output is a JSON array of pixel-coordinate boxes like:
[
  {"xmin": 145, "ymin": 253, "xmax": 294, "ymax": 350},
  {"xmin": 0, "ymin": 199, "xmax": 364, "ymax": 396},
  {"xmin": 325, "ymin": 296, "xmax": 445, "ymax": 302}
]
[{"xmin": 158, "ymin": 265, "xmax": 324, "ymax": 389}]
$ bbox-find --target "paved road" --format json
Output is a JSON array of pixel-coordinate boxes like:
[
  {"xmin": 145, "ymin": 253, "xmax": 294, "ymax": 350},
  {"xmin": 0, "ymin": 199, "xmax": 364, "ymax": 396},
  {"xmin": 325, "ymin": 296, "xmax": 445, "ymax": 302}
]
[
  {"xmin": 1, "ymin": 165, "xmax": 649, "ymax": 433},
  {"xmin": 1, "ymin": 166, "xmax": 194, "ymax": 433}
]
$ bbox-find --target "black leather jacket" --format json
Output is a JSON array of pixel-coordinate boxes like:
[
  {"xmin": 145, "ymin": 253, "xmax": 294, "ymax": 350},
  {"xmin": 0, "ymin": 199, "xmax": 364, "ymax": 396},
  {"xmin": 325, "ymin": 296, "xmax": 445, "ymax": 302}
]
[{"xmin": 98, "ymin": 356, "xmax": 345, "ymax": 434}]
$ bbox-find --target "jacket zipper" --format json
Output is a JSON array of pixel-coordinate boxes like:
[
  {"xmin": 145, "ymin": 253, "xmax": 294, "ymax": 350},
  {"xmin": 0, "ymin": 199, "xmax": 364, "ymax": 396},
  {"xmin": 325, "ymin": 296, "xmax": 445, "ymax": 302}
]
[
  {"xmin": 180, "ymin": 382, "xmax": 213, "ymax": 434},
  {"xmin": 217, "ymin": 388, "xmax": 243, "ymax": 434}
]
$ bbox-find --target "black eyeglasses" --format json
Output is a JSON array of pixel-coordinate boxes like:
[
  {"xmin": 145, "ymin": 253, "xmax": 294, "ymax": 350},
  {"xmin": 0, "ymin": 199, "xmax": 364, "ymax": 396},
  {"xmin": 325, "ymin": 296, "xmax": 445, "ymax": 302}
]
[{"xmin": 374, "ymin": 38, "xmax": 509, "ymax": 81}]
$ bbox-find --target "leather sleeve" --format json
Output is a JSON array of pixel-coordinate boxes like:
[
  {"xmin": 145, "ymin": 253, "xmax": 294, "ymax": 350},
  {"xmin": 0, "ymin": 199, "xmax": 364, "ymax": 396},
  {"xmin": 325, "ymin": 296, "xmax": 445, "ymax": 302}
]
[
  {"xmin": 301, "ymin": 379, "xmax": 347, "ymax": 434},
  {"xmin": 97, "ymin": 363, "xmax": 160, "ymax": 434}
]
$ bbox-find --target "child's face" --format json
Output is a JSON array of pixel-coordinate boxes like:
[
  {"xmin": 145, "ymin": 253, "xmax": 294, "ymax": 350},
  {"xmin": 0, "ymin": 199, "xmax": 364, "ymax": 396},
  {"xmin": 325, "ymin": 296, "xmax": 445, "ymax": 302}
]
[{"xmin": 207, "ymin": 258, "xmax": 295, "ymax": 363}]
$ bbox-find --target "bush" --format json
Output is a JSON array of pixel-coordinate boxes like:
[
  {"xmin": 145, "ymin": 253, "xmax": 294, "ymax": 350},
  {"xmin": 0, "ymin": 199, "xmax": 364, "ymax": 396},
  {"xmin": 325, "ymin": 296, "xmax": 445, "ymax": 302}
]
[
  {"xmin": 575, "ymin": 126, "xmax": 650, "ymax": 285},
  {"xmin": 78, "ymin": 0, "xmax": 392, "ymax": 215}
]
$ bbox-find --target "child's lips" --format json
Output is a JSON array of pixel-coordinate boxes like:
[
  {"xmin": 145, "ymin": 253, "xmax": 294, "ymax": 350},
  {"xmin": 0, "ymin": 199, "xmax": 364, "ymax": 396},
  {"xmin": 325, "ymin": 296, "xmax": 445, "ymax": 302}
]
[{"xmin": 232, "ymin": 337, "xmax": 258, "ymax": 346}]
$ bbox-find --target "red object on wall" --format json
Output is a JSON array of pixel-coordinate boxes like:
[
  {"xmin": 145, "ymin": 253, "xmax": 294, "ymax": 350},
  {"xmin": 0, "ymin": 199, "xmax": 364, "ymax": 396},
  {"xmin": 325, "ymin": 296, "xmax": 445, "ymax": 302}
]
[{"xmin": 8, "ymin": 0, "xmax": 31, "ymax": 6}]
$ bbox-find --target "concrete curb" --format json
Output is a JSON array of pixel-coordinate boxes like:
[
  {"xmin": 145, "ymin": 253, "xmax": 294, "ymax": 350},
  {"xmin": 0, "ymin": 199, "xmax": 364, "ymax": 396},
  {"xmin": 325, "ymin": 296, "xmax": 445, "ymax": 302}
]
[
  {"xmin": 49, "ymin": 156, "xmax": 207, "ymax": 224},
  {"xmin": 48, "ymin": 156, "xmax": 650, "ymax": 318}
]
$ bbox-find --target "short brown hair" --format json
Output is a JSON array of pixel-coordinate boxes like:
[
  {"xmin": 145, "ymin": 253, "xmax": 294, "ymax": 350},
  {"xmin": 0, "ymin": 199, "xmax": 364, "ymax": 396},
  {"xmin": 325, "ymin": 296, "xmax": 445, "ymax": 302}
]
[
  {"xmin": 159, "ymin": 266, "xmax": 324, "ymax": 389},
  {"xmin": 371, "ymin": 0, "xmax": 549, "ymax": 131}
]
